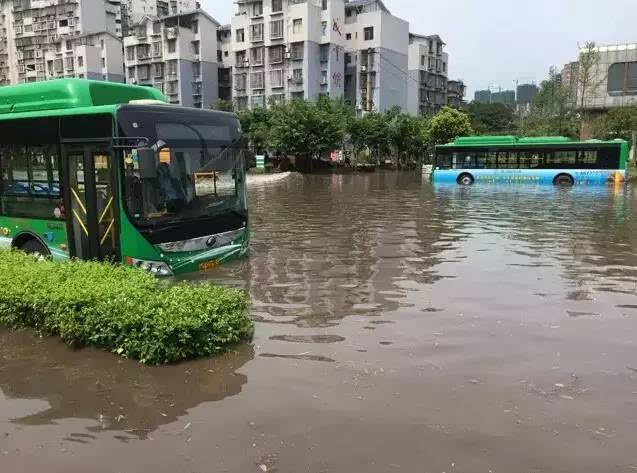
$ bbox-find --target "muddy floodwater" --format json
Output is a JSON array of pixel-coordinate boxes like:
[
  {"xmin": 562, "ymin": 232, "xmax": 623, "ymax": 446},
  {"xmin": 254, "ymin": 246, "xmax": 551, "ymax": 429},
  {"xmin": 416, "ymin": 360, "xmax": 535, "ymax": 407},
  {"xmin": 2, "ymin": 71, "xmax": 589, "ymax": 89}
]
[{"xmin": 3, "ymin": 172, "xmax": 637, "ymax": 472}]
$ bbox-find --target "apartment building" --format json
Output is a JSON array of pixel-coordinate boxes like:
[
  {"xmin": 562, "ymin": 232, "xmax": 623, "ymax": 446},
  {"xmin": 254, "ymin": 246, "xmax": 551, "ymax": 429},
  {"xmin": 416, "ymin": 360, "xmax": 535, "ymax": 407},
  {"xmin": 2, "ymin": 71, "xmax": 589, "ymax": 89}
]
[
  {"xmin": 407, "ymin": 33, "xmax": 447, "ymax": 116},
  {"xmin": 118, "ymin": 0, "xmax": 196, "ymax": 37},
  {"xmin": 217, "ymin": 23, "xmax": 232, "ymax": 102},
  {"xmin": 343, "ymin": 0, "xmax": 408, "ymax": 115},
  {"xmin": 0, "ymin": 0, "xmax": 123, "ymax": 86},
  {"xmin": 123, "ymin": 9, "xmax": 219, "ymax": 108},
  {"xmin": 446, "ymin": 79, "xmax": 465, "ymax": 108},
  {"xmin": 230, "ymin": 0, "xmax": 346, "ymax": 110},
  {"xmin": 563, "ymin": 43, "xmax": 637, "ymax": 111}
]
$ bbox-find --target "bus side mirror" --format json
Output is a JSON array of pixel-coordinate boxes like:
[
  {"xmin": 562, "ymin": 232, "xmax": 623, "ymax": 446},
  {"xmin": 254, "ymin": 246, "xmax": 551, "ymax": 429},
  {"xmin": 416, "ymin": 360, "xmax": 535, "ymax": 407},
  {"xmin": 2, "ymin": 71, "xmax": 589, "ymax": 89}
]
[{"xmin": 137, "ymin": 148, "xmax": 157, "ymax": 179}]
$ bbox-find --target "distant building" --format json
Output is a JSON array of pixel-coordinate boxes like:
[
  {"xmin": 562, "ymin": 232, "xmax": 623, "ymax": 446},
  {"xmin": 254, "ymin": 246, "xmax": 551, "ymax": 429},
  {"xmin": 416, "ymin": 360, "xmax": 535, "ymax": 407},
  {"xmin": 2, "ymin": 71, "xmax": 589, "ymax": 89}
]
[
  {"xmin": 124, "ymin": 9, "xmax": 219, "ymax": 108},
  {"xmin": 407, "ymin": 33, "xmax": 448, "ymax": 116},
  {"xmin": 474, "ymin": 89, "xmax": 491, "ymax": 103},
  {"xmin": 516, "ymin": 83, "xmax": 537, "ymax": 105},
  {"xmin": 344, "ymin": 0, "xmax": 409, "ymax": 115},
  {"xmin": 562, "ymin": 42, "xmax": 637, "ymax": 111},
  {"xmin": 446, "ymin": 79, "xmax": 465, "ymax": 108},
  {"xmin": 491, "ymin": 89, "xmax": 515, "ymax": 106}
]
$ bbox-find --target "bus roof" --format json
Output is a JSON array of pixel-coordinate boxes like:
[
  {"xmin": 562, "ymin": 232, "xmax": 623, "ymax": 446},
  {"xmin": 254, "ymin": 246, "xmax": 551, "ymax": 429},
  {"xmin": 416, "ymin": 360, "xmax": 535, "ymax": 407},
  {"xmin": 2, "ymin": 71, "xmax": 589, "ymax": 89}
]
[
  {"xmin": 0, "ymin": 79, "xmax": 167, "ymax": 116},
  {"xmin": 437, "ymin": 135, "xmax": 628, "ymax": 148}
]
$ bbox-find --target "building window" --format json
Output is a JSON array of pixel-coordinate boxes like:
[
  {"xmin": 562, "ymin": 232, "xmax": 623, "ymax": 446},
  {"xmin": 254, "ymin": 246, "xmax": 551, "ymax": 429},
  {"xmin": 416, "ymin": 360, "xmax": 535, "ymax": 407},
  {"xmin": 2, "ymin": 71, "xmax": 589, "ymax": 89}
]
[
  {"xmin": 65, "ymin": 40, "xmax": 72, "ymax": 51},
  {"xmin": 250, "ymin": 23, "xmax": 264, "ymax": 42},
  {"xmin": 346, "ymin": 33, "xmax": 351, "ymax": 40},
  {"xmin": 320, "ymin": 44, "xmax": 329, "ymax": 62},
  {"xmin": 192, "ymin": 41, "xmax": 200, "ymax": 55},
  {"xmin": 443, "ymin": 62, "xmax": 447, "ymax": 72},
  {"xmin": 270, "ymin": 19, "xmax": 283, "ymax": 39},
  {"xmin": 270, "ymin": 69, "xmax": 283, "ymax": 88},
  {"xmin": 251, "ymin": 47, "xmax": 264, "ymax": 66},
  {"xmin": 167, "ymin": 39, "xmax": 176, "ymax": 53},
  {"xmin": 291, "ymin": 91, "xmax": 304, "ymax": 100},
  {"xmin": 126, "ymin": 46, "xmax": 135, "ymax": 61},
  {"xmin": 65, "ymin": 56, "xmax": 73, "ymax": 70},
  {"xmin": 100, "ymin": 39, "xmax": 104, "ymax": 50},
  {"xmin": 153, "ymin": 63, "xmax": 164, "ymax": 77},
  {"xmin": 251, "ymin": 95, "xmax": 265, "ymax": 108},
  {"xmin": 192, "ymin": 21, "xmax": 198, "ymax": 34},
  {"xmin": 292, "ymin": 18, "xmax": 302, "ymax": 34},
  {"xmin": 251, "ymin": 71, "xmax": 265, "ymax": 89},
  {"xmin": 269, "ymin": 45, "xmax": 283, "ymax": 64},
  {"xmin": 138, "ymin": 65, "xmax": 150, "ymax": 80},
  {"xmin": 236, "ymin": 28, "xmax": 245, "ymax": 42},
  {"xmin": 272, "ymin": 0, "xmax": 282, "ymax": 12},
  {"xmin": 128, "ymin": 66, "xmax": 135, "ymax": 79},
  {"xmin": 101, "ymin": 58, "xmax": 105, "ymax": 67},
  {"xmin": 290, "ymin": 42, "xmax": 303, "ymax": 60},
  {"xmin": 364, "ymin": 27, "xmax": 373, "ymax": 41},
  {"xmin": 59, "ymin": 19, "xmax": 68, "ymax": 27},
  {"xmin": 345, "ymin": 53, "xmax": 351, "ymax": 65},
  {"xmin": 138, "ymin": 44, "xmax": 150, "ymax": 59},
  {"xmin": 253, "ymin": 2, "xmax": 263, "ymax": 16},
  {"xmin": 321, "ymin": 70, "xmax": 327, "ymax": 84},
  {"xmin": 270, "ymin": 93, "xmax": 284, "ymax": 105},
  {"xmin": 234, "ymin": 73, "xmax": 247, "ymax": 90},
  {"xmin": 608, "ymin": 62, "xmax": 637, "ymax": 95},
  {"xmin": 152, "ymin": 41, "xmax": 162, "ymax": 57},
  {"xmin": 193, "ymin": 62, "xmax": 201, "ymax": 78},
  {"xmin": 217, "ymin": 50, "xmax": 223, "ymax": 62},
  {"xmin": 292, "ymin": 68, "xmax": 303, "ymax": 83},
  {"xmin": 167, "ymin": 60, "xmax": 177, "ymax": 76},
  {"xmin": 77, "ymin": 56, "xmax": 83, "ymax": 67},
  {"xmin": 153, "ymin": 22, "xmax": 161, "ymax": 34},
  {"xmin": 322, "ymin": 0, "xmax": 327, "ymax": 9},
  {"xmin": 236, "ymin": 50, "xmax": 247, "ymax": 65},
  {"xmin": 321, "ymin": 21, "xmax": 327, "ymax": 36},
  {"xmin": 421, "ymin": 55, "xmax": 425, "ymax": 66}
]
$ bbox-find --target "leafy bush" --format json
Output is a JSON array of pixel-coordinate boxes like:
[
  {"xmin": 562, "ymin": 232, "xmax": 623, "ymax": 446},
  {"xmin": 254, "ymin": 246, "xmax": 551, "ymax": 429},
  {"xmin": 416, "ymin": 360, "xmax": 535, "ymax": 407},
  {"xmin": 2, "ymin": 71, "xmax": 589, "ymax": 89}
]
[{"xmin": 0, "ymin": 250, "xmax": 253, "ymax": 364}]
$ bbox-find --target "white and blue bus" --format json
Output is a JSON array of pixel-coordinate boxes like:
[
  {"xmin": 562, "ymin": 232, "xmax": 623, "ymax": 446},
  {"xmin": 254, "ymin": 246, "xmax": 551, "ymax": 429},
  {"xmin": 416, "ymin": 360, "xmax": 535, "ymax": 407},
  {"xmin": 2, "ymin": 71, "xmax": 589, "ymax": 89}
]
[{"xmin": 433, "ymin": 136, "xmax": 628, "ymax": 186}]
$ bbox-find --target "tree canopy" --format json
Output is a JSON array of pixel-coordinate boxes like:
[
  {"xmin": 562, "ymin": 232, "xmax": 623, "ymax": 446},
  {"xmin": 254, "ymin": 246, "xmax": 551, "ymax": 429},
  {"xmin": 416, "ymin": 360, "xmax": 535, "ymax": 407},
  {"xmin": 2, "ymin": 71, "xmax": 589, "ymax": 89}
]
[{"xmin": 428, "ymin": 107, "xmax": 474, "ymax": 145}]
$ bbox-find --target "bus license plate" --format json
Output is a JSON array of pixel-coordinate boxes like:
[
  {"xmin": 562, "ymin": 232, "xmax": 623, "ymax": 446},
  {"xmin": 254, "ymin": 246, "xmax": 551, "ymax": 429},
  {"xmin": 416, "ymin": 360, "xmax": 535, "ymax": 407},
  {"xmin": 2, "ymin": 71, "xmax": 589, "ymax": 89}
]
[{"xmin": 199, "ymin": 260, "xmax": 219, "ymax": 272}]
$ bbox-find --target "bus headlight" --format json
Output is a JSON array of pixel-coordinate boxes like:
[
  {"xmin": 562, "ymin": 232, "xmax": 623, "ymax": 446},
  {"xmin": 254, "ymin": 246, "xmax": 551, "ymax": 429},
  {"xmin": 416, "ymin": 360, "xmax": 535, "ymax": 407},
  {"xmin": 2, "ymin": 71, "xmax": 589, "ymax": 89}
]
[{"xmin": 127, "ymin": 257, "xmax": 173, "ymax": 276}]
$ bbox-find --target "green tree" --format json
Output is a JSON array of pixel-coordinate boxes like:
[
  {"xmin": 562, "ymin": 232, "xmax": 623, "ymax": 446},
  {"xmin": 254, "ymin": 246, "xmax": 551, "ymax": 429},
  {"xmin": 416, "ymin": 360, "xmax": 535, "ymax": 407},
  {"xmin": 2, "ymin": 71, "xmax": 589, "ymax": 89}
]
[
  {"xmin": 236, "ymin": 106, "xmax": 272, "ymax": 153},
  {"xmin": 522, "ymin": 68, "xmax": 578, "ymax": 138},
  {"xmin": 467, "ymin": 102, "xmax": 516, "ymax": 134},
  {"xmin": 268, "ymin": 98, "xmax": 347, "ymax": 164},
  {"xmin": 212, "ymin": 99, "xmax": 234, "ymax": 112},
  {"xmin": 428, "ymin": 107, "xmax": 473, "ymax": 145},
  {"xmin": 577, "ymin": 41, "xmax": 605, "ymax": 137},
  {"xmin": 591, "ymin": 106, "xmax": 637, "ymax": 141},
  {"xmin": 348, "ymin": 111, "xmax": 393, "ymax": 164},
  {"xmin": 388, "ymin": 113, "xmax": 429, "ymax": 168}
]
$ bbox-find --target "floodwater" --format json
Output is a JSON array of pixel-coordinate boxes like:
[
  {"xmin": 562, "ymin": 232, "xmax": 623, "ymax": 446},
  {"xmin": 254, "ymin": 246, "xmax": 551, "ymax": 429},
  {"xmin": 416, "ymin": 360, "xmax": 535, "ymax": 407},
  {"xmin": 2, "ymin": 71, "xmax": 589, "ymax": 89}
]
[{"xmin": 3, "ymin": 172, "xmax": 637, "ymax": 472}]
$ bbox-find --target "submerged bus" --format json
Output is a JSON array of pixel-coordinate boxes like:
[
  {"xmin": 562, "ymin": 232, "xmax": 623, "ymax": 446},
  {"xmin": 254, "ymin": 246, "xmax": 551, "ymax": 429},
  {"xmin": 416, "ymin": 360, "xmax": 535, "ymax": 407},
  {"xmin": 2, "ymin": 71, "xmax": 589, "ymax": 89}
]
[
  {"xmin": 433, "ymin": 136, "xmax": 628, "ymax": 186},
  {"xmin": 0, "ymin": 79, "xmax": 248, "ymax": 275}
]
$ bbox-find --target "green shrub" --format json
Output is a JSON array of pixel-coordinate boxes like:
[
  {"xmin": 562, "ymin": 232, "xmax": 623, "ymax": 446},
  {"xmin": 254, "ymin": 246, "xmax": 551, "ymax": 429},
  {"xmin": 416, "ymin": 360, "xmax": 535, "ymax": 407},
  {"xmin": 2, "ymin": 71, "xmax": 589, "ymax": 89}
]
[{"xmin": 0, "ymin": 250, "xmax": 253, "ymax": 364}]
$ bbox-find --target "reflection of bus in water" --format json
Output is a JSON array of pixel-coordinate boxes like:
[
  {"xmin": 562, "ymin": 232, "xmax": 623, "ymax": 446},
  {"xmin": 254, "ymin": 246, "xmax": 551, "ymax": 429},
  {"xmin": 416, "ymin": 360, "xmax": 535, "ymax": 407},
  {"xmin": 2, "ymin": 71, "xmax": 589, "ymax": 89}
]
[
  {"xmin": 433, "ymin": 136, "xmax": 628, "ymax": 186},
  {"xmin": 0, "ymin": 79, "xmax": 248, "ymax": 276}
]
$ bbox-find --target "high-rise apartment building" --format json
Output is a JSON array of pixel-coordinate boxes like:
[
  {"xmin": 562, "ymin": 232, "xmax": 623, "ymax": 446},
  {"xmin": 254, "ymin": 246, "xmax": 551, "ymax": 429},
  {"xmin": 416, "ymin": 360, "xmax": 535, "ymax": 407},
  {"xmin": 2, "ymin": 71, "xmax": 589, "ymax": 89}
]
[
  {"xmin": 118, "ymin": 0, "xmax": 196, "ymax": 37},
  {"xmin": 124, "ymin": 9, "xmax": 219, "ymax": 108},
  {"xmin": 474, "ymin": 89, "xmax": 491, "ymax": 103},
  {"xmin": 491, "ymin": 89, "xmax": 515, "ymax": 106},
  {"xmin": 407, "ymin": 33, "xmax": 447, "ymax": 115},
  {"xmin": 230, "ymin": 0, "xmax": 346, "ymax": 110},
  {"xmin": 0, "ymin": 0, "xmax": 123, "ymax": 86},
  {"xmin": 343, "ymin": 0, "xmax": 408, "ymax": 115},
  {"xmin": 516, "ymin": 83, "xmax": 537, "ymax": 105}
]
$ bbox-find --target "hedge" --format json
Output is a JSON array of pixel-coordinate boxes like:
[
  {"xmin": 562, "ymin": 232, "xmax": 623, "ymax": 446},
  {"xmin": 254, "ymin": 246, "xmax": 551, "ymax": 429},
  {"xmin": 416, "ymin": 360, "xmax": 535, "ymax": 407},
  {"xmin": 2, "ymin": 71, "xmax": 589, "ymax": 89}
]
[{"xmin": 0, "ymin": 250, "xmax": 253, "ymax": 364}]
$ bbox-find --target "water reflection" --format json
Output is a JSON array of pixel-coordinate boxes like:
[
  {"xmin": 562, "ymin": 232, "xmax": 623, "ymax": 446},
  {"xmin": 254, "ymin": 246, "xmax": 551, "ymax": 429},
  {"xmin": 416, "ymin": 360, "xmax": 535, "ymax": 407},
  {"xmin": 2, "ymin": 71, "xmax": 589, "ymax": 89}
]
[{"xmin": 0, "ymin": 330, "xmax": 253, "ymax": 439}]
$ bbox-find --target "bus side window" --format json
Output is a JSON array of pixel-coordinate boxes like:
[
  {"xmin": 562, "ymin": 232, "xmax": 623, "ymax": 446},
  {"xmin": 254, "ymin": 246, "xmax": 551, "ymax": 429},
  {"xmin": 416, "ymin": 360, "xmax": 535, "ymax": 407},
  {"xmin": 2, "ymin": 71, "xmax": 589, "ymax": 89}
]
[{"xmin": 579, "ymin": 149, "xmax": 598, "ymax": 168}]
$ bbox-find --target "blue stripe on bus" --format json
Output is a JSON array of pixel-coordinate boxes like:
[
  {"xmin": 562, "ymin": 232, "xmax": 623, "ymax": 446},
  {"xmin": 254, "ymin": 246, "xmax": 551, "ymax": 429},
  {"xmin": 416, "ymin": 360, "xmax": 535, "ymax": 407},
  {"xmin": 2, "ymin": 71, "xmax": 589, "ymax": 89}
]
[{"xmin": 432, "ymin": 169, "xmax": 625, "ymax": 185}]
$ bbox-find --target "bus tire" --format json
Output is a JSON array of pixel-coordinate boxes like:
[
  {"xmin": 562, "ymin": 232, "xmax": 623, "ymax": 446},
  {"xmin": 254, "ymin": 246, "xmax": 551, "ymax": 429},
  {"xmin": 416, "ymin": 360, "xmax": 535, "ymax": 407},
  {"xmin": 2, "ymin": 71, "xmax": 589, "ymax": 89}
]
[
  {"xmin": 457, "ymin": 173, "xmax": 474, "ymax": 186},
  {"xmin": 553, "ymin": 174, "xmax": 574, "ymax": 186},
  {"xmin": 19, "ymin": 238, "xmax": 50, "ymax": 258}
]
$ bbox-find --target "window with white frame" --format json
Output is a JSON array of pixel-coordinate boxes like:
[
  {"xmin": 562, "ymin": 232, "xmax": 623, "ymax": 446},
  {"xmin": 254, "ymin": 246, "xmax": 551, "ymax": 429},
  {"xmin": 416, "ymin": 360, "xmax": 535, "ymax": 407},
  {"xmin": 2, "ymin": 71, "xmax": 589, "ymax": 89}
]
[
  {"xmin": 292, "ymin": 18, "xmax": 302, "ymax": 34},
  {"xmin": 292, "ymin": 68, "xmax": 302, "ymax": 83},
  {"xmin": 251, "ymin": 47, "xmax": 264, "ymax": 65},
  {"xmin": 270, "ymin": 19, "xmax": 283, "ymax": 39},
  {"xmin": 250, "ymin": 23, "xmax": 263, "ymax": 42},
  {"xmin": 236, "ymin": 28, "xmax": 245, "ymax": 42},
  {"xmin": 126, "ymin": 46, "xmax": 135, "ymax": 61},
  {"xmin": 269, "ymin": 45, "xmax": 283, "ymax": 64},
  {"xmin": 138, "ymin": 64, "xmax": 150, "ymax": 80},
  {"xmin": 152, "ymin": 41, "xmax": 161, "ymax": 57},
  {"xmin": 253, "ymin": 2, "xmax": 263, "ymax": 16},
  {"xmin": 272, "ymin": 0, "xmax": 282, "ymax": 12},
  {"xmin": 234, "ymin": 73, "xmax": 247, "ymax": 90},
  {"xmin": 321, "ymin": 70, "xmax": 327, "ymax": 84},
  {"xmin": 321, "ymin": 21, "xmax": 327, "ymax": 36},
  {"xmin": 270, "ymin": 69, "xmax": 283, "ymax": 88},
  {"xmin": 251, "ymin": 94, "xmax": 265, "ymax": 108},
  {"xmin": 251, "ymin": 70, "xmax": 265, "ymax": 89},
  {"xmin": 153, "ymin": 62, "xmax": 164, "ymax": 77},
  {"xmin": 290, "ymin": 42, "xmax": 303, "ymax": 60},
  {"xmin": 167, "ymin": 60, "xmax": 177, "ymax": 75}
]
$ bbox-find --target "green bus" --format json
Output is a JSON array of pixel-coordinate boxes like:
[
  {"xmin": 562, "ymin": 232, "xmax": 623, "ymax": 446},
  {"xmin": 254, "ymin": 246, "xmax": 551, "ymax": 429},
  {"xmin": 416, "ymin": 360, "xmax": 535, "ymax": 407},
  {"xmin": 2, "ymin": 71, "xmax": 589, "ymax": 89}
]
[
  {"xmin": 433, "ymin": 136, "xmax": 628, "ymax": 186},
  {"xmin": 0, "ymin": 79, "xmax": 249, "ymax": 276}
]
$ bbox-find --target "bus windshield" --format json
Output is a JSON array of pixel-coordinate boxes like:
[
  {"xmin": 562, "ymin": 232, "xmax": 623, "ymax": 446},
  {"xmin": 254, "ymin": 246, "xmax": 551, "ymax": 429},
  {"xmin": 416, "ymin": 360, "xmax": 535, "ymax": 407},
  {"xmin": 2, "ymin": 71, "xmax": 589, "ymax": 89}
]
[{"xmin": 117, "ymin": 106, "xmax": 246, "ymax": 228}]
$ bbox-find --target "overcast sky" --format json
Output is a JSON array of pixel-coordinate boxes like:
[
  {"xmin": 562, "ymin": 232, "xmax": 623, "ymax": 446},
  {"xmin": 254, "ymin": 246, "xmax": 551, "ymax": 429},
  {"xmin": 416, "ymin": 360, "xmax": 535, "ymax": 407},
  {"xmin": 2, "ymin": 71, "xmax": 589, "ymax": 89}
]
[{"xmin": 201, "ymin": 0, "xmax": 637, "ymax": 99}]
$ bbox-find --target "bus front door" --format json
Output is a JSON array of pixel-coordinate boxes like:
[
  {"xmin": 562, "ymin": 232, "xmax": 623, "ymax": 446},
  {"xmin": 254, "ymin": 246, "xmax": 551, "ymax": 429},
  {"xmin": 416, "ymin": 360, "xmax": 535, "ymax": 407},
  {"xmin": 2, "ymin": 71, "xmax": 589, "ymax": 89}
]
[{"xmin": 64, "ymin": 144, "xmax": 118, "ymax": 261}]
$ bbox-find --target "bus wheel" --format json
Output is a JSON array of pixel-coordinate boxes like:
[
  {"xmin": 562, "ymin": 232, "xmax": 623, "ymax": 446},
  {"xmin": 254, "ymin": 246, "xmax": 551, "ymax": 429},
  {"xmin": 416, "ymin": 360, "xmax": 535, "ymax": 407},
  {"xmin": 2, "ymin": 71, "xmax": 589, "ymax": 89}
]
[
  {"xmin": 553, "ymin": 174, "xmax": 574, "ymax": 186},
  {"xmin": 457, "ymin": 173, "xmax": 474, "ymax": 186},
  {"xmin": 20, "ymin": 239, "xmax": 50, "ymax": 258}
]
